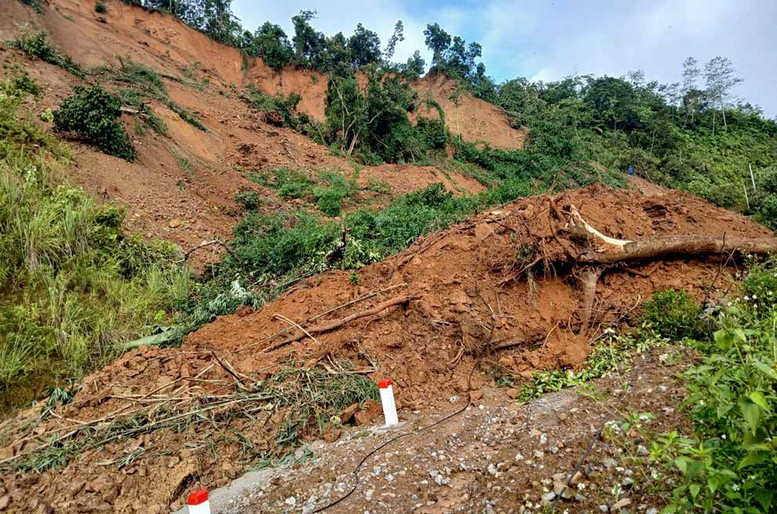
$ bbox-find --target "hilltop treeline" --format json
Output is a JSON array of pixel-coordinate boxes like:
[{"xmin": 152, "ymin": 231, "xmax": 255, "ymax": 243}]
[{"xmin": 118, "ymin": 0, "xmax": 777, "ymax": 226}]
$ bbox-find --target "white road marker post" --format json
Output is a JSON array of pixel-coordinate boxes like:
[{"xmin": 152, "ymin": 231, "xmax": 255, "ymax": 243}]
[
  {"xmin": 378, "ymin": 379, "xmax": 399, "ymax": 427},
  {"xmin": 187, "ymin": 490, "xmax": 211, "ymax": 514}
]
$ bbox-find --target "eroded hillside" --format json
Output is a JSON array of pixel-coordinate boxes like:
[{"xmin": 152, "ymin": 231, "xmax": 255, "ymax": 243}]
[{"xmin": 0, "ymin": 0, "xmax": 524, "ymax": 256}]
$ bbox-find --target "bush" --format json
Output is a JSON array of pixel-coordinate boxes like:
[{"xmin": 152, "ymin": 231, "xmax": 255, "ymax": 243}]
[
  {"xmin": 655, "ymin": 262, "xmax": 777, "ymax": 513},
  {"xmin": 95, "ymin": 1, "xmax": 107, "ymax": 13},
  {"xmin": 9, "ymin": 30, "xmax": 83, "ymax": 78},
  {"xmin": 54, "ymin": 85, "xmax": 136, "ymax": 161},
  {"xmin": 641, "ymin": 289, "xmax": 702, "ymax": 340},
  {"xmin": 234, "ymin": 190, "xmax": 261, "ymax": 211}
]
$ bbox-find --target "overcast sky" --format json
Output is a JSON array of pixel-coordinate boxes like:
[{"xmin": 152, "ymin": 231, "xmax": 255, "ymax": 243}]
[{"xmin": 233, "ymin": 0, "xmax": 777, "ymax": 117}]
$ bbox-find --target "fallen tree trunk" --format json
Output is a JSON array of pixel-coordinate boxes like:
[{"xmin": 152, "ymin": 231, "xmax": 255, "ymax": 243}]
[
  {"xmin": 578, "ymin": 236, "xmax": 777, "ymax": 264},
  {"xmin": 264, "ymin": 295, "xmax": 417, "ymax": 352},
  {"xmin": 564, "ymin": 204, "xmax": 777, "ymax": 264},
  {"xmin": 561, "ymin": 204, "xmax": 777, "ymax": 334}
]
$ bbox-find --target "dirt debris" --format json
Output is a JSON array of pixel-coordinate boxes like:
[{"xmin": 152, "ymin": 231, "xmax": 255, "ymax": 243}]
[{"xmin": 0, "ymin": 184, "xmax": 771, "ymax": 512}]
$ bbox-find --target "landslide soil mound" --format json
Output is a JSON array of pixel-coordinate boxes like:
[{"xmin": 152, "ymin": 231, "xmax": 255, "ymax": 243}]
[{"xmin": 0, "ymin": 184, "xmax": 771, "ymax": 513}]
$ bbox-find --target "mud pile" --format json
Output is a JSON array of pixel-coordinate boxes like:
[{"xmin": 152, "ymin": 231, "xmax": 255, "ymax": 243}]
[{"xmin": 0, "ymin": 184, "xmax": 771, "ymax": 512}]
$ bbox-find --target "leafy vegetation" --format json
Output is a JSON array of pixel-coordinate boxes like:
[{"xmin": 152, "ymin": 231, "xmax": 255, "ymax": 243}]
[
  {"xmin": 517, "ymin": 329, "xmax": 667, "ymax": 402},
  {"xmin": 641, "ymin": 289, "xmax": 704, "ymax": 341},
  {"xmin": 0, "ymin": 75, "xmax": 189, "ymax": 412},
  {"xmin": 644, "ymin": 262, "xmax": 777, "ymax": 513},
  {"xmin": 53, "ymin": 84, "xmax": 136, "ymax": 161},
  {"xmin": 92, "ymin": 56, "xmax": 207, "ymax": 132},
  {"xmin": 240, "ymin": 85, "xmax": 319, "ymax": 137},
  {"xmin": 8, "ymin": 30, "xmax": 83, "ymax": 78},
  {"xmin": 487, "ymin": 65, "xmax": 777, "ymax": 221}
]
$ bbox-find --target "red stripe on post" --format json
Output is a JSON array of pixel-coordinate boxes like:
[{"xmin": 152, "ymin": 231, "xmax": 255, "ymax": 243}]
[
  {"xmin": 378, "ymin": 379, "xmax": 392, "ymax": 389},
  {"xmin": 187, "ymin": 490, "xmax": 209, "ymax": 505}
]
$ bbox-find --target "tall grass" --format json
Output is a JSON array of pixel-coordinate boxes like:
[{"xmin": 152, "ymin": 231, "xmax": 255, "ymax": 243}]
[{"xmin": 0, "ymin": 73, "xmax": 191, "ymax": 413}]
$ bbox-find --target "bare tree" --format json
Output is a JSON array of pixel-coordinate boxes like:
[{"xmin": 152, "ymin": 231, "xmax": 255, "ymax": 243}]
[
  {"xmin": 704, "ymin": 56, "xmax": 743, "ymax": 133},
  {"xmin": 681, "ymin": 57, "xmax": 701, "ymax": 126}
]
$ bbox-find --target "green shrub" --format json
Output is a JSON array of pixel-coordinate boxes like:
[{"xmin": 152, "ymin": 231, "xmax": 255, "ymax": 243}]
[
  {"xmin": 54, "ymin": 85, "xmax": 136, "ymax": 161},
  {"xmin": 8, "ymin": 30, "xmax": 83, "ymax": 78},
  {"xmin": 312, "ymin": 172, "xmax": 355, "ymax": 217},
  {"xmin": 20, "ymin": 0, "xmax": 44, "ymax": 13},
  {"xmin": 655, "ymin": 262, "xmax": 777, "ymax": 513},
  {"xmin": 234, "ymin": 190, "xmax": 261, "ymax": 211},
  {"xmin": 641, "ymin": 289, "xmax": 702, "ymax": 340},
  {"xmin": 269, "ymin": 168, "xmax": 315, "ymax": 199},
  {"xmin": 2, "ymin": 68, "xmax": 40, "ymax": 97},
  {"xmin": 94, "ymin": 1, "xmax": 107, "ymax": 13}
]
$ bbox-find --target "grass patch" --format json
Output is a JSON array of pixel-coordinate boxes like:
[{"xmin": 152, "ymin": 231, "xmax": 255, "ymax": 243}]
[
  {"xmin": 8, "ymin": 29, "xmax": 83, "ymax": 78},
  {"xmin": 93, "ymin": 56, "xmax": 207, "ymax": 132},
  {"xmin": 173, "ymin": 151, "xmax": 192, "ymax": 174},
  {"xmin": 0, "ymin": 73, "xmax": 190, "ymax": 413}
]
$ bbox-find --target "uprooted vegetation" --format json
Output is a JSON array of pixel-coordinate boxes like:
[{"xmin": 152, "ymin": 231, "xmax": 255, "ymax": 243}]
[{"xmin": 1, "ymin": 2, "xmax": 776, "ymax": 512}]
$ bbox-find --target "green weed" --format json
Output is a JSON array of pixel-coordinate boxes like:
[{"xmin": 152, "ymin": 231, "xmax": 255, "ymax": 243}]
[
  {"xmin": 8, "ymin": 29, "xmax": 83, "ymax": 78},
  {"xmin": 0, "ymin": 75, "xmax": 190, "ymax": 412}
]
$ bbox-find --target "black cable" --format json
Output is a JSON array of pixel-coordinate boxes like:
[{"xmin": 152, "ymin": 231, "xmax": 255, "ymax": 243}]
[{"xmin": 312, "ymin": 364, "xmax": 477, "ymax": 513}]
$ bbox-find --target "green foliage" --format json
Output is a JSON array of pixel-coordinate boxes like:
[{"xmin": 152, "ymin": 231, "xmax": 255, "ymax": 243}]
[
  {"xmin": 2, "ymin": 66, "xmax": 41, "ymax": 97},
  {"xmin": 114, "ymin": 88, "xmax": 167, "ymax": 135},
  {"xmin": 54, "ymin": 85, "xmax": 136, "ymax": 161},
  {"xmin": 324, "ymin": 70, "xmax": 447, "ymax": 164},
  {"xmin": 641, "ymin": 289, "xmax": 703, "ymax": 341},
  {"xmin": 312, "ymin": 172, "xmax": 355, "ymax": 217},
  {"xmin": 20, "ymin": 0, "xmax": 44, "ymax": 14},
  {"xmin": 233, "ymin": 189, "xmax": 261, "ymax": 211},
  {"xmin": 751, "ymin": 167, "xmax": 777, "ymax": 229},
  {"xmin": 240, "ymin": 85, "xmax": 318, "ymax": 136},
  {"xmin": 241, "ymin": 22, "xmax": 293, "ymax": 70},
  {"xmin": 0, "ymin": 78, "xmax": 189, "ymax": 410},
  {"xmin": 8, "ymin": 30, "xmax": 84, "ymax": 78},
  {"xmin": 489, "ymin": 69, "xmax": 777, "ymax": 215},
  {"xmin": 518, "ymin": 330, "xmax": 667, "ymax": 401},
  {"xmin": 95, "ymin": 1, "xmax": 107, "ymax": 13},
  {"xmin": 94, "ymin": 56, "xmax": 207, "ymax": 132},
  {"xmin": 654, "ymin": 261, "xmax": 777, "ymax": 513}
]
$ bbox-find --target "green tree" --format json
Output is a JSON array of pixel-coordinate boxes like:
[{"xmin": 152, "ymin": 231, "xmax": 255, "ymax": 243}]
[
  {"xmin": 400, "ymin": 50, "xmax": 425, "ymax": 79},
  {"xmin": 244, "ymin": 22, "xmax": 293, "ymax": 70},
  {"xmin": 291, "ymin": 10, "xmax": 326, "ymax": 67},
  {"xmin": 384, "ymin": 20, "xmax": 404, "ymax": 61},
  {"xmin": 423, "ymin": 23, "xmax": 451, "ymax": 68},
  {"xmin": 348, "ymin": 23, "xmax": 381, "ymax": 67}
]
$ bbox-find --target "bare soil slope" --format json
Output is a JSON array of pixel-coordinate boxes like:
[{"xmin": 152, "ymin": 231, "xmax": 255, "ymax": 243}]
[
  {"xmin": 1, "ymin": 0, "xmax": 507, "ymax": 259},
  {"xmin": 413, "ymin": 73, "xmax": 527, "ymax": 150},
  {"xmin": 0, "ymin": 184, "xmax": 770, "ymax": 513}
]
